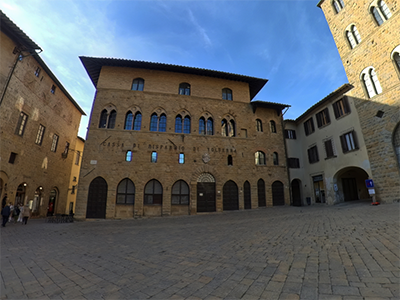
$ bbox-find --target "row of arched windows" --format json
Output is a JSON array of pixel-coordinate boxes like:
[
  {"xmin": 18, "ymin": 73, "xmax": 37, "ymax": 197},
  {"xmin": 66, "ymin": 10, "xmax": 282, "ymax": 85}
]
[
  {"xmin": 131, "ymin": 78, "xmax": 234, "ymax": 100},
  {"xmin": 337, "ymin": 1, "xmax": 393, "ymax": 53},
  {"xmin": 116, "ymin": 178, "xmax": 283, "ymax": 206},
  {"xmin": 99, "ymin": 109, "xmax": 279, "ymax": 136},
  {"xmin": 333, "ymin": 0, "xmax": 391, "ymax": 27}
]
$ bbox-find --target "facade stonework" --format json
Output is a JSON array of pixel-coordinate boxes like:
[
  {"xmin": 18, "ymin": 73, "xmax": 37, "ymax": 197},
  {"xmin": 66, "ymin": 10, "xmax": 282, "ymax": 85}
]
[
  {"xmin": 75, "ymin": 57, "xmax": 290, "ymax": 220},
  {"xmin": 318, "ymin": 0, "xmax": 400, "ymax": 202},
  {"xmin": 0, "ymin": 11, "xmax": 85, "ymax": 216}
]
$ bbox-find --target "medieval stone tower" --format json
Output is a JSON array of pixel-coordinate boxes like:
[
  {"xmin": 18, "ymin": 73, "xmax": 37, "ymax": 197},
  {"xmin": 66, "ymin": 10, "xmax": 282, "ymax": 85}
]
[{"xmin": 317, "ymin": 0, "xmax": 400, "ymax": 202}]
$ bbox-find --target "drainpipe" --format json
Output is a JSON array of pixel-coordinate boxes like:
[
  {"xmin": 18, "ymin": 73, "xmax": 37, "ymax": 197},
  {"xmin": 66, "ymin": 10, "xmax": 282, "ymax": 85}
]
[
  {"xmin": 0, "ymin": 52, "xmax": 20, "ymax": 106},
  {"xmin": 0, "ymin": 49, "xmax": 43, "ymax": 106},
  {"xmin": 281, "ymin": 108, "xmax": 292, "ymax": 206}
]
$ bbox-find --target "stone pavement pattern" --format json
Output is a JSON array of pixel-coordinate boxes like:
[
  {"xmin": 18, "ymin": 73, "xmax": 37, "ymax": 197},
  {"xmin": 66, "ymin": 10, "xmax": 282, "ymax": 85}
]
[{"xmin": 1, "ymin": 201, "xmax": 399, "ymax": 300}]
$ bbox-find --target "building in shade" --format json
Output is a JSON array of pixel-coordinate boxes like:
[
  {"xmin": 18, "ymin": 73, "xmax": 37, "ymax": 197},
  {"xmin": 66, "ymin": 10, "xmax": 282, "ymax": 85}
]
[
  {"xmin": 316, "ymin": 0, "xmax": 400, "ymax": 203},
  {"xmin": 0, "ymin": 11, "xmax": 86, "ymax": 216},
  {"xmin": 75, "ymin": 57, "xmax": 290, "ymax": 219}
]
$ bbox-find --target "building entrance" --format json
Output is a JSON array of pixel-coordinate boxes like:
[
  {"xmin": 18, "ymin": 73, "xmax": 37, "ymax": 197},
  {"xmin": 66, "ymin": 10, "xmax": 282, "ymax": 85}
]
[
  {"xmin": 223, "ymin": 180, "xmax": 238, "ymax": 210},
  {"xmin": 313, "ymin": 175, "xmax": 325, "ymax": 203},
  {"xmin": 291, "ymin": 179, "xmax": 302, "ymax": 206},
  {"xmin": 197, "ymin": 173, "xmax": 216, "ymax": 213},
  {"xmin": 86, "ymin": 177, "xmax": 107, "ymax": 218}
]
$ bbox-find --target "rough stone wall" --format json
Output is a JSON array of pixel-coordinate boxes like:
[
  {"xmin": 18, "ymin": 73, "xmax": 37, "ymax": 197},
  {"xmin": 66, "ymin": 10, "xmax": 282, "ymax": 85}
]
[
  {"xmin": 319, "ymin": 0, "xmax": 400, "ymax": 202},
  {"xmin": 0, "ymin": 31, "xmax": 83, "ymax": 215},
  {"xmin": 76, "ymin": 67, "xmax": 289, "ymax": 219}
]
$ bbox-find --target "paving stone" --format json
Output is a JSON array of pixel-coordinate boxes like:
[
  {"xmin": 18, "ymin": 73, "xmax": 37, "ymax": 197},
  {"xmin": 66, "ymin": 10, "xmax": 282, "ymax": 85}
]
[{"xmin": 0, "ymin": 202, "xmax": 398, "ymax": 300}]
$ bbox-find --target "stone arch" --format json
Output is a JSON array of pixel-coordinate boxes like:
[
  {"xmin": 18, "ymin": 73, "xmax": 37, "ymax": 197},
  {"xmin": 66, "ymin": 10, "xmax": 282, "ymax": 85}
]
[{"xmin": 333, "ymin": 167, "xmax": 371, "ymax": 203}]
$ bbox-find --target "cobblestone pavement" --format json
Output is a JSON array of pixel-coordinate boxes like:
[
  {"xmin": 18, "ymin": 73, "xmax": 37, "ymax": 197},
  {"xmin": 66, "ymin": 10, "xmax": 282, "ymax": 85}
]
[{"xmin": 1, "ymin": 201, "xmax": 399, "ymax": 300}]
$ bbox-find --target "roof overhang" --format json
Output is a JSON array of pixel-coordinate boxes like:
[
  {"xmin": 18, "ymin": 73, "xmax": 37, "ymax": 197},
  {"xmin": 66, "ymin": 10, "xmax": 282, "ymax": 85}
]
[
  {"xmin": 0, "ymin": 10, "xmax": 42, "ymax": 52},
  {"xmin": 79, "ymin": 56, "xmax": 268, "ymax": 100},
  {"xmin": 250, "ymin": 100, "xmax": 291, "ymax": 116},
  {"xmin": 295, "ymin": 83, "xmax": 353, "ymax": 122}
]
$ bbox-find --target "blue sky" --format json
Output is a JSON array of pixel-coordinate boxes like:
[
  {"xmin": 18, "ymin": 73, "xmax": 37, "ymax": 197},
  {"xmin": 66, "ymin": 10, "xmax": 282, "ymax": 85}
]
[{"xmin": 1, "ymin": 0, "xmax": 348, "ymax": 138}]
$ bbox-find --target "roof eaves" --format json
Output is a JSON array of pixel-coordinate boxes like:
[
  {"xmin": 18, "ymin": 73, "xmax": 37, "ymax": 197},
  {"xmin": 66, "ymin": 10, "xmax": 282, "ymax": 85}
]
[
  {"xmin": 0, "ymin": 10, "xmax": 42, "ymax": 52},
  {"xmin": 295, "ymin": 83, "xmax": 353, "ymax": 122},
  {"xmin": 317, "ymin": 0, "xmax": 325, "ymax": 8},
  {"xmin": 79, "ymin": 56, "xmax": 268, "ymax": 100}
]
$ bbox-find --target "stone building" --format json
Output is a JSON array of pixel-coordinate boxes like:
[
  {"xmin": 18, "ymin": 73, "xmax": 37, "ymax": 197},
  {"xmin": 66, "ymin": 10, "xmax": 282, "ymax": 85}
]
[
  {"xmin": 317, "ymin": 0, "xmax": 400, "ymax": 202},
  {"xmin": 284, "ymin": 84, "xmax": 374, "ymax": 205},
  {"xmin": 0, "ymin": 11, "xmax": 86, "ymax": 216},
  {"xmin": 75, "ymin": 57, "xmax": 290, "ymax": 219}
]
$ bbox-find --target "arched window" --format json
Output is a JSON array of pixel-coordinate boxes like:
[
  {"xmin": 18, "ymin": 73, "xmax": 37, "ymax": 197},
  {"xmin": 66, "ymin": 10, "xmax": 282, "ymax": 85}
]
[
  {"xmin": 273, "ymin": 152, "xmax": 279, "ymax": 166},
  {"xmin": 159, "ymin": 114, "xmax": 167, "ymax": 132},
  {"xmin": 371, "ymin": 0, "xmax": 391, "ymax": 25},
  {"xmin": 116, "ymin": 178, "xmax": 135, "ymax": 204},
  {"xmin": 361, "ymin": 67, "xmax": 382, "ymax": 98},
  {"xmin": 171, "ymin": 180, "xmax": 189, "ymax": 205},
  {"xmin": 175, "ymin": 115, "xmax": 183, "ymax": 133},
  {"xmin": 132, "ymin": 78, "xmax": 144, "ymax": 91},
  {"xmin": 108, "ymin": 110, "xmax": 117, "ymax": 129},
  {"xmin": 199, "ymin": 117, "xmax": 205, "ymax": 135},
  {"xmin": 346, "ymin": 25, "xmax": 361, "ymax": 49},
  {"xmin": 144, "ymin": 179, "xmax": 162, "ymax": 205},
  {"xmin": 124, "ymin": 112, "xmax": 133, "ymax": 130},
  {"xmin": 206, "ymin": 118, "xmax": 213, "ymax": 135},
  {"xmin": 391, "ymin": 46, "xmax": 400, "ymax": 76},
  {"xmin": 228, "ymin": 155, "xmax": 233, "ymax": 166},
  {"xmin": 221, "ymin": 118, "xmax": 235, "ymax": 137},
  {"xmin": 270, "ymin": 120, "xmax": 276, "ymax": 133},
  {"xmin": 394, "ymin": 53, "xmax": 400, "ymax": 71},
  {"xmin": 333, "ymin": 0, "xmax": 344, "ymax": 13},
  {"xmin": 255, "ymin": 151, "xmax": 266, "ymax": 165},
  {"xmin": 256, "ymin": 119, "xmax": 263, "ymax": 132},
  {"xmin": 179, "ymin": 83, "xmax": 191, "ymax": 95},
  {"xmin": 222, "ymin": 88, "xmax": 233, "ymax": 100},
  {"xmin": 150, "ymin": 114, "xmax": 158, "ymax": 131},
  {"xmin": 183, "ymin": 116, "xmax": 191, "ymax": 134},
  {"xmin": 133, "ymin": 112, "xmax": 142, "ymax": 130},
  {"xmin": 99, "ymin": 109, "xmax": 108, "ymax": 128}
]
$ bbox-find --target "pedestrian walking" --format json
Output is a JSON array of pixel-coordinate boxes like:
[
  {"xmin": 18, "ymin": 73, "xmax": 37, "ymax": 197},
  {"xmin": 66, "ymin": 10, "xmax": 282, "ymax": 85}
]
[
  {"xmin": 8, "ymin": 203, "xmax": 14, "ymax": 223},
  {"xmin": 22, "ymin": 204, "xmax": 31, "ymax": 225},
  {"xmin": 12, "ymin": 205, "xmax": 20, "ymax": 223},
  {"xmin": 17, "ymin": 203, "xmax": 24, "ymax": 222},
  {"xmin": 1, "ymin": 203, "xmax": 11, "ymax": 227}
]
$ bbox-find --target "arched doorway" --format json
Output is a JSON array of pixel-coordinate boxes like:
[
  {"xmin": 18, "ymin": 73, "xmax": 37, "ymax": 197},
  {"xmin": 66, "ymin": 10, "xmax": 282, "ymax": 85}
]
[
  {"xmin": 272, "ymin": 181, "xmax": 285, "ymax": 206},
  {"xmin": 291, "ymin": 179, "xmax": 302, "ymax": 206},
  {"xmin": 257, "ymin": 179, "xmax": 266, "ymax": 207},
  {"xmin": 223, "ymin": 180, "xmax": 238, "ymax": 211},
  {"xmin": 15, "ymin": 183, "xmax": 26, "ymax": 205},
  {"xmin": 394, "ymin": 122, "xmax": 400, "ymax": 170},
  {"xmin": 47, "ymin": 189, "xmax": 57, "ymax": 216},
  {"xmin": 86, "ymin": 177, "xmax": 107, "ymax": 218},
  {"xmin": 197, "ymin": 173, "xmax": 216, "ymax": 212},
  {"xmin": 243, "ymin": 181, "xmax": 251, "ymax": 209},
  {"xmin": 334, "ymin": 167, "xmax": 370, "ymax": 203}
]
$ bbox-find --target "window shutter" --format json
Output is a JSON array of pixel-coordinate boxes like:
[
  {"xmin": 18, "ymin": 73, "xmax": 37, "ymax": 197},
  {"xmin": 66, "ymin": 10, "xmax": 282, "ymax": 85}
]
[
  {"xmin": 325, "ymin": 108, "xmax": 331, "ymax": 123},
  {"xmin": 343, "ymin": 97, "xmax": 350, "ymax": 114},
  {"xmin": 352, "ymin": 130, "xmax": 359, "ymax": 149},
  {"xmin": 293, "ymin": 130, "xmax": 297, "ymax": 139},
  {"xmin": 333, "ymin": 102, "xmax": 339, "ymax": 118},
  {"xmin": 284, "ymin": 130, "xmax": 289, "ymax": 138},
  {"xmin": 340, "ymin": 134, "xmax": 348, "ymax": 152},
  {"xmin": 316, "ymin": 113, "xmax": 322, "ymax": 127},
  {"xmin": 304, "ymin": 123, "xmax": 309, "ymax": 135},
  {"xmin": 325, "ymin": 140, "xmax": 334, "ymax": 158}
]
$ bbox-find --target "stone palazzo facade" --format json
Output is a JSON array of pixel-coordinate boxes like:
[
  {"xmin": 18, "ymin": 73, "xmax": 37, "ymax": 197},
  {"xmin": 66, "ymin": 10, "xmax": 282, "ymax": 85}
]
[{"xmin": 75, "ymin": 57, "xmax": 290, "ymax": 219}]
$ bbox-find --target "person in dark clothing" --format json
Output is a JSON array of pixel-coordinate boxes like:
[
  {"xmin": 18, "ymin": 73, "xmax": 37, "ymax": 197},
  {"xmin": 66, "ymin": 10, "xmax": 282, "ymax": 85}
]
[{"xmin": 1, "ymin": 203, "xmax": 11, "ymax": 227}]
